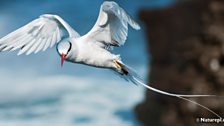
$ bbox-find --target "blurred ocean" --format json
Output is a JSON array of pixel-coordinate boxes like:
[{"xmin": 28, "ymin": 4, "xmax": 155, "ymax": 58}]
[{"xmin": 0, "ymin": 0, "xmax": 175, "ymax": 126}]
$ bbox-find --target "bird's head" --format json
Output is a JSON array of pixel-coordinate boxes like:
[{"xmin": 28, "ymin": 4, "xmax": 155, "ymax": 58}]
[{"xmin": 57, "ymin": 41, "xmax": 72, "ymax": 67}]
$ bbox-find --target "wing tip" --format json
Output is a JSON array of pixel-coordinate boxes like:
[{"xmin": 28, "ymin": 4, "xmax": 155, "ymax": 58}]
[
  {"xmin": 134, "ymin": 24, "xmax": 141, "ymax": 30},
  {"xmin": 129, "ymin": 20, "xmax": 141, "ymax": 30}
]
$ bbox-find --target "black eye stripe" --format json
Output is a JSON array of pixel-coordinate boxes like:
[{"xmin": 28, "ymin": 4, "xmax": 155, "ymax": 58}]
[{"xmin": 68, "ymin": 41, "xmax": 72, "ymax": 53}]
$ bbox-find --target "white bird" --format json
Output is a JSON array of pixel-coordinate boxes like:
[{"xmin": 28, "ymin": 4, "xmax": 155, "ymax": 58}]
[{"xmin": 0, "ymin": 1, "xmax": 222, "ymax": 118}]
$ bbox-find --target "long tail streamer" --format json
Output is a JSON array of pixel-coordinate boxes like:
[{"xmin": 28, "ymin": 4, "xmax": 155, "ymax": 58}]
[{"xmin": 117, "ymin": 62, "xmax": 223, "ymax": 119}]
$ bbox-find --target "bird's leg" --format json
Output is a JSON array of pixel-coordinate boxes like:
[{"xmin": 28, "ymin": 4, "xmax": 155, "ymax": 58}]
[
  {"xmin": 113, "ymin": 60, "xmax": 129, "ymax": 75},
  {"xmin": 114, "ymin": 60, "xmax": 122, "ymax": 69}
]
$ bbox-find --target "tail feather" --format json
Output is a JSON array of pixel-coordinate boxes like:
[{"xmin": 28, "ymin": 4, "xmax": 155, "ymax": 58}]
[{"xmin": 115, "ymin": 61, "xmax": 223, "ymax": 118}]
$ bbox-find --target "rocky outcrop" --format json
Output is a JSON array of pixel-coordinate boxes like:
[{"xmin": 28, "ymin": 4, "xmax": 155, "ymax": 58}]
[{"xmin": 135, "ymin": 0, "xmax": 224, "ymax": 126}]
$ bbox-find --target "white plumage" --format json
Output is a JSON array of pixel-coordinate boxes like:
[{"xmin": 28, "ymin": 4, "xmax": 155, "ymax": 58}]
[
  {"xmin": 0, "ymin": 14, "xmax": 80, "ymax": 55},
  {"xmin": 0, "ymin": 1, "xmax": 222, "ymax": 118}
]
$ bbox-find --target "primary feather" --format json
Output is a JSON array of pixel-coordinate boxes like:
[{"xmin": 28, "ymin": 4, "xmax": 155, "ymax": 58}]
[
  {"xmin": 0, "ymin": 14, "xmax": 80, "ymax": 55},
  {"xmin": 85, "ymin": 1, "xmax": 140, "ymax": 48}
]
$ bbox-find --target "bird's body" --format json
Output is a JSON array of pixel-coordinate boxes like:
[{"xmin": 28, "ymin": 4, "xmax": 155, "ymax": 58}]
[
  {"xmin": 0, "ymin": 1, "xmax": 222, "ymax": 118},
  {"xmin": 66, "ymin": 36, "xmax": 119, "ymax": 69}
]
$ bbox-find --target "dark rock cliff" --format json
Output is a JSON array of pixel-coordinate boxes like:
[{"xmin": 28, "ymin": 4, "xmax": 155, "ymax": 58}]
[{"xmin": 135, "ymin": 0, "xmax": 224, "ymax": 126}]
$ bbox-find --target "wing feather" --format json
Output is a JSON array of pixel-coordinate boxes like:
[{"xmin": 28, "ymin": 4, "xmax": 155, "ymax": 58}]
[
  {"xmin": 85, "ymin": 1, "xmax": 140, "ymax": 48},
  {"xmin": 18, "ymin": 39, "xmax": 36, "ymax": 55},
  {"xmin": 43, "ymin": 36, "xmax": 52, "ymax": 51},
  {"xmin": 51, "ymin": 31, "xmax": 57, "ymax": 48},
  {"xmin": 26, "ymin": 38, "xmax": 42, "ymax": 55},
  {"xmin": 9, "ymin": 34, "xmax": 32, "ymax": 51},
  {"xmin": 35, "ymin": 38, "xmax": 47, "ymax": 53},
  {"xmin": 0, "ymin": 14, "xmax": 80, "ymax": 55},
  {"xmin": 1, "ymin": 34, "xmax": 27, "ymax": 51}
]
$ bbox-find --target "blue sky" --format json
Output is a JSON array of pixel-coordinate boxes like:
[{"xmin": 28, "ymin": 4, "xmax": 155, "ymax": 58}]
[{"xmin": 0, "ymin": 0, "xmax": 175, "ymax": 126}]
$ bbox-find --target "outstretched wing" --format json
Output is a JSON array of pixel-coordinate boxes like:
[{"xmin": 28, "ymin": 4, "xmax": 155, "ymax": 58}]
[
  {"xmin": 0, "ymin": 14, "xmax": 80, "ymax": 55},
  {"xmin": 85, "ymin": 1, "xmax": 140, "ymax": 48}
]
